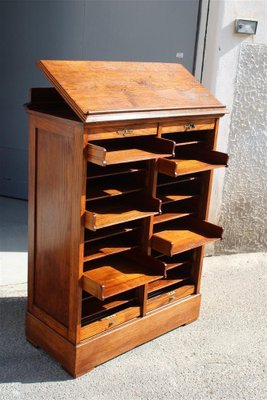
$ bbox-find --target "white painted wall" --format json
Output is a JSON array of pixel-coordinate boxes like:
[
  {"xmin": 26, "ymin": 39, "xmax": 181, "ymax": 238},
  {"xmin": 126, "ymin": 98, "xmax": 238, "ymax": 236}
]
[{"xmin": 199, "ymin": 0, "xmax": 267, "ymax": 254}]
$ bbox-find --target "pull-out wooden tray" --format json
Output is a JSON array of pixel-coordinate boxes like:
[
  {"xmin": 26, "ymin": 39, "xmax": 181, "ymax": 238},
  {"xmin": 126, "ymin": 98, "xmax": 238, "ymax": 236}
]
[
  {"xmin": 83, "ymin": 250, "xmax": 166, "ymax": 300},
  {"xmin": 158, "ymin": 147, "xmax": 228, "ymax": 177},
  {"xmin": 151, "ymin": 218, "xmax": 223, "ymax": 256},
  {"xmin": 88, "ymin": 137, "xmax": 175, "ymax": 166},
  {"xmin": 147, "ymin": 265, "xmax": 192, "ymax": 294},
  {"xmin": 85, "ymin": 192, "xmax": 161, "ymax": 231}
]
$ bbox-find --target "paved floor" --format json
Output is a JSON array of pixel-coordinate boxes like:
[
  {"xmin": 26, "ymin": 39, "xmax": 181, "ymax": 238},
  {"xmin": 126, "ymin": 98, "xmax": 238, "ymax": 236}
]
[
  {"xmin": 0, "ymin": 197, "xmax": 28, "ymax": 285},
  {"xmin": 0, "ymin": 252, "xmax": 266, "ymax": 400}
]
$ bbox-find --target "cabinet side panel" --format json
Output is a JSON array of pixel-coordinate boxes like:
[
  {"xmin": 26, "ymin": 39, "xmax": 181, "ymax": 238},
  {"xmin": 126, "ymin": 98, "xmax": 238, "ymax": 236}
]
[{"xmin": 34, "ymin": 127, "xmax": 74, "ymax": 326}]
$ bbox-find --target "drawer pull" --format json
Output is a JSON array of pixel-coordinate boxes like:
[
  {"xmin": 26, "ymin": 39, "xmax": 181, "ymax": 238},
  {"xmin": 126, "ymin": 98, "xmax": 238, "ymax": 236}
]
[
  {"xmin": 168, "ymin": 290, "xmax": 176, "ymax": 302},
  {"xmin": 184, "ymin": 123, "xmax": 195, "ymax": 130},
  {"xmin": 117, "ymin": 128, "xmax": 134, "ymax": 136},
  {"xmin": 105, "ymin": 314, "xmax": 117, "ymax": 327}
]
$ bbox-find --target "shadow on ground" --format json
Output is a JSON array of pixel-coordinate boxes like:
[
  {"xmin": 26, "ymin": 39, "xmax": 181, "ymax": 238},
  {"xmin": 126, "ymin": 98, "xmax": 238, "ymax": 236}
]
[{"xmin": 0, "ymin": 297, "xmax": 72, "ymax": 383}]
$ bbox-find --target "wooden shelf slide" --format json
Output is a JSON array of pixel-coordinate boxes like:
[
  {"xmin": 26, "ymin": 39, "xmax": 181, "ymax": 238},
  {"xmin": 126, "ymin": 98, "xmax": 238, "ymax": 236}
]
[
  {"xmin": 154, "ymin": 199, "xmax": 197, "ymax": 224},
  {"xmin": 85, "ymin": 192, "xmax": 161, "ymax": 231},
  {"xmin": 157, "ymin": 177, "xmax": 200, "ymax": 204},
  {"xmin": 82, "ymin": 291, "xmax": 136, "ymax": 326},
  {"xmin": 83, "ymin": 230, "xmax": 140, "ymax": 262},
  {"xmin": 87, "ymin": 161, "xmax": 146, "ymax": 180},
  {"xmin": 151, "ymin": 218, "xmax": 223, "ymax": 256},
  {"xmin": 88, "ymin": 137, "xmax": 175, "ymax": 166},
  {"xmin": 86, "ymin": 171, "xmax": 145, "ymax": 201},
  {"xmin": 82, "ymin": 250, "xmax": 167, "ymax": 301},
  {"xmin": 158, "ymin": 146, "xmax": 228, "ymax": 177},
  {"xmin": 84, "ymin": 222, "xmax": 139, "ymax": 244},
  {"xmin": 155, "ymin": 252, "xmax": 192, "ymax": 271},
  {"xmin": 147, "ymin": 266, "xmax": 192, "ymax": 294}
]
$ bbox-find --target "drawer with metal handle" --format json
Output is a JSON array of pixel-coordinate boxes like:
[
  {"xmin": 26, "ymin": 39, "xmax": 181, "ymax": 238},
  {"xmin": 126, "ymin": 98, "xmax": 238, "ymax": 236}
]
[
  {"xmin": 159, "ymin": 118, "xmax": 215, "ymax": 135},
  {"xmin": 87, "ymin": 123, "xmax": 157, "ymax": 141},
  {"xmin": 147, "ymin": 284, "xmax": 195, "ymax": 313}
]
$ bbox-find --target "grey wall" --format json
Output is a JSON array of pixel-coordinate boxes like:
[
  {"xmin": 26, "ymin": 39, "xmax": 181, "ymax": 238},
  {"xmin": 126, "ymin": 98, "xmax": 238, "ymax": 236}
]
[
  {"xmin": 0, "ymin": 0, "xmax": 200, "ymax": 199},
  {"xmin": 216, "ymin": 44, "xmax": 267, "ymax": 254}
]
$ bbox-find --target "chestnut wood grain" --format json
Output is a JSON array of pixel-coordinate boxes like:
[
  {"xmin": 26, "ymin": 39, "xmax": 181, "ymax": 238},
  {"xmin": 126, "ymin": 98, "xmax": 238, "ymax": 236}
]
[
  {"xmin": 152, "ymin": 219, "xmax": 223, "ymax": 256},
  {"xmin": 146, "ymin": 284, "xmax": 195, "ymax": 312},
  {"xmin": 85, "ymin": 193, "xmax": 161, "ymax": 231},
  {"xmin": 38, "ymin": 61, "xmax": 225, "ymax": 118},
  {"xmin": 159, "ymin": 118, "xmax": 215, "ymax": 134},
  {"xmin": 82, "ymin": 250, "xmax": 166, "ymax": 301},
  {"xmin": 29, "ymin": 116, "xmax": 83, "ymax": 329},
  {"xmin": 80, "ymin": 303, "xmax": 141, "ymax": 339},
  {"xmin": 87, "ymin": 123, "xmax": 157, "ymax": 141},
  {"xmin": 87, "ymin": 137, "xmax": 175, "ymax": 166},
  {"xmin": 158, "ymin": 148, "xmax": 228, "ymax": 177}
]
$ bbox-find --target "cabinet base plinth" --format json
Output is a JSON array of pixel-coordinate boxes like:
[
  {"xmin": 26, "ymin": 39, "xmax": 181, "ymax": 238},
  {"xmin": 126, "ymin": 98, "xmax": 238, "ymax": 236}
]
[{"xmin": 26, "ymin": 294, "xmax": 200, "ymax": 377}]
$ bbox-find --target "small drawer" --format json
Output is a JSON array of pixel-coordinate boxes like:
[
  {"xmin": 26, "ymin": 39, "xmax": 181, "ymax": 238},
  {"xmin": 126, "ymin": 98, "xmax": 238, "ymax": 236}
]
[
  {"xmin": 160, "ymin": 119, "xmax": 215, "ymax": 135},
  {"xmin": 147, "ymin": 284, "xmax": 195, "ymax": 313},
  {"xmin": 88, "ymin": 124, "xmax": 157, "ymax": 141},
  {"xmin": 80, "ymin": 304, "xmax": 141, "ymax": 339}
]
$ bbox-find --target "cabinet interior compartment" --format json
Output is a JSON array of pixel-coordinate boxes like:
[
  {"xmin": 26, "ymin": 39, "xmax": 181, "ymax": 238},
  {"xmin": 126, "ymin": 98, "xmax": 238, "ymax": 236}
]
[
  {"xmin": 146, "ymin": 251, "xmax": 196, "ymax": 313},
  {"xmin": 82, "ymin": 249, "xmax": 166, "ymax": 301},
  {"xmin": 84, "ymin": 220, "xmax": 140, "ymax": 243},
  {"xmin": 85, "ymin": 191, "xmax": 161, "ymax": 231},
  {"xmin": 147, "ymin": 263, "xmax": 192, "ymax": 294},
  {"xmin": 82, "ymin": 290, "xmax": 136, "ymax": 325},
  {"xmin": 83, "ymin": 228, "xmax": 141, "ymax": 262},
  {"xmin": 158, "ymin": 144, "xmax": 229, "ymax": 177},
  {"xmin": 86, "ymin": 169, "xmax": 146, "ymax": 201},
  {"xmin": 151, "ymin": 216, "xmax": 223, "ymax": 256},
  {"xmin": 81, "ymin": 289, "xmax": 141, "ymax": 339},
  {"xmin": 153, "ymin": 250, "xmax": 193, "ymax": 271},
  {"xmin": 87, "ymin": 160, "xmax": 147, "ymax": 180},
  {"xmin": 87, "ymin": 136, "xmax": 175, "ymax": 166},
  {"xmin": 157, "ymin": 176, "xmax": 201, "ymax": 203},
  {"xmin": 161, "ymin": 130, "xmax": 213, "ymax": 147},
  {"xmin": 154, "ymin": 175, "xmax": 200, "ymax": 224}
]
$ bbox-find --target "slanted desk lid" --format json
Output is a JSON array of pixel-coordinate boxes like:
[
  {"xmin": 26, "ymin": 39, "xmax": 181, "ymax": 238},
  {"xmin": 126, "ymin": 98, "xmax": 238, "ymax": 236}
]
[{"xmin": 38, "ymin": 60, "xmax": 226, "ymax": 122}]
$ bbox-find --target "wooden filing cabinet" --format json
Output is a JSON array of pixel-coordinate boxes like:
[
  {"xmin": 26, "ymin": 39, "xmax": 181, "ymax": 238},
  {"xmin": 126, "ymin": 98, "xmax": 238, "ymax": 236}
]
[{"xmin": 25, "ymin": 60, "xmax": 228, "ymax": 377}]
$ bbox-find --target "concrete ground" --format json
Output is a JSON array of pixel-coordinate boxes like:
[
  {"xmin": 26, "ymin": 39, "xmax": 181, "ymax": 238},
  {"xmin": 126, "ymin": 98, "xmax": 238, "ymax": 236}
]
[{"xmin": 0, "ymin": 197, "xmax": 266, "ymax": 399}]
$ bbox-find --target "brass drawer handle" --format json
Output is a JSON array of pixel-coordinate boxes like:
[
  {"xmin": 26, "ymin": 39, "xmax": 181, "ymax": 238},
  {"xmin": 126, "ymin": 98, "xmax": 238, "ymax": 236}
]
[
  {"xmin": 117, "ymin": 128, "xmax": 134, "ymax": 136},
  {"xmin": 184, "ymin": 122, "xmax": 195, "ymax": 130}
]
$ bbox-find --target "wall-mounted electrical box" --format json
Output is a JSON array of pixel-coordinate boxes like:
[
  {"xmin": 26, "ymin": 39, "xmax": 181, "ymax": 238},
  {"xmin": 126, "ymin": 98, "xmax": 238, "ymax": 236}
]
[{"xmin": 235, "ymin": 19, "xmax": 258, "ymax": 35}]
